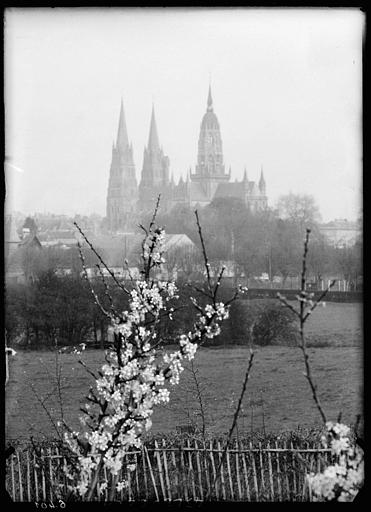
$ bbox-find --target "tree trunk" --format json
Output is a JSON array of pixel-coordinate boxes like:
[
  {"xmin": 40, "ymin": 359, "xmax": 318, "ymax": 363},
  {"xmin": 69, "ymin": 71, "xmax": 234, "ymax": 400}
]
[
  {"xmin": 93, "ymin": 320, "xmax": 98, "ymax": 347},
  {"xmin": 100, "ymin": 320, "xmax": 105, "ymax": 350}
]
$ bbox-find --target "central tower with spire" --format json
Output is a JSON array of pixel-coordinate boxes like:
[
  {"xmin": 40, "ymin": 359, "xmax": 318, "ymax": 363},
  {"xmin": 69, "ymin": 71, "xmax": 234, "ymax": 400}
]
[
  {"xmin": 191, "ymin": 85, "xmax": 230, "ymax": 201},
  {"xmin": 106, "ymin": 100, "xmax": 138, "ymax": 232}
]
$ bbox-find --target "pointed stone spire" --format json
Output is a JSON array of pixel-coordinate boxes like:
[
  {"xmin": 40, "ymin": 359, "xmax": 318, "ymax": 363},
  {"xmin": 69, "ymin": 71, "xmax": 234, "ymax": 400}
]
[
  {"xmin": 243, "ymin": 167, "xmax": 248, "ymax": 182},
  {"xmin": 207, "ymin": 84, "xmax": 213, "ymax": 112},
  {"xmin": 148, "ymin": 104, "xmax": 160, "ymax": 151},
  {"xmin": 116, "ymin": 99, "xmax": 129, "ymax": 153},
  {"xmin": 259, "ymin": 165, "xmax": 266, "ymax": 192}
]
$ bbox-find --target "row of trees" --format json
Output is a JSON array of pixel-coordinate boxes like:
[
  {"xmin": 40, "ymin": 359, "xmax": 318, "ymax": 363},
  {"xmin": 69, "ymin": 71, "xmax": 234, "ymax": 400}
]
[
  {"xmin": 141, "ymin": 194, "xmax": 362, "ymax": 287},
  {"xmin": 5, "ymin": 269, "xmax": 297, "ymax": 349},
  {"xmin": 12, "ymin": 193, "xmax": 362, "ymax": 288},
  {"xmin": 5, "ymin": 272, "xmax": 117, "ymax": 348}
]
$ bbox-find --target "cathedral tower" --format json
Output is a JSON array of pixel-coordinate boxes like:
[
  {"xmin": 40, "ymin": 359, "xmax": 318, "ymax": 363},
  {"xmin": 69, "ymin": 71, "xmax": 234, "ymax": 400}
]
[
  {"xmin": 139, "ymin": 105, "xmax": 170, "ymax": 211},
  {"xmin": 191, "ymin": 85, "xmax": 230, "ymax": 200},
  {"xmin": 106, "ymin": 100, "xmax": 138, "ymax": 232}
]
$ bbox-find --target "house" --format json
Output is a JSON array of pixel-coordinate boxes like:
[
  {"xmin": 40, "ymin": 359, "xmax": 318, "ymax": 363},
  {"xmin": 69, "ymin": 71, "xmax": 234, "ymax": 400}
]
[
  {"xmin": 82, "ymin": 232, "xmax": 199, "ymax": 281},
  {"xmin": 5, "ymin": 218, "xmax": 43, "ymax": 284},
  {"xmin": 319, "ymin": 219, "xmax": 361, "ymax": 248}
]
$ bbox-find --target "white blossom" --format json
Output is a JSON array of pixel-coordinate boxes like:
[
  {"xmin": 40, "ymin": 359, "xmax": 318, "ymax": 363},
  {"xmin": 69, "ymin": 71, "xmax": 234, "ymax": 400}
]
[{"xmin": 307, "ymin": 422, "xmax": 364, "ymax": 502}]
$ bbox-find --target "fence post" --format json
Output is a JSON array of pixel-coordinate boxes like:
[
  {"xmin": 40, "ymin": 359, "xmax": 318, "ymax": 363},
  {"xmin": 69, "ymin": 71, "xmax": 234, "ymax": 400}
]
[
  {"xmin": 179, "ymin": 444, "xmax": 189, "ymax": 501},
  {"xmin": 145, "ymin": 446, "xmax": 159, "ymax": 502},
  {"xmin": 141, "ymin": 446, "xmax": 149, "ymax": 501},
  {"xmin": 162, "ymin": 440, "xmax": 172, "ymax": 501},
  {"xmin": 226, "ymin": 445, "xmax": 234, "ymax": 500},
  {"xmin": 155, "ymin": 440, "xmax": 166, "ymax": 500},
  {"xmin": 217, "ymin": 441, "xmax": 226, "ymax": 500},
  {"xmin": 275, "ymin": 441, "xmax": 282, "ymax": 502},
  {"xmin": 16, "ymin": 449, "xmax": 24, "ymax": 502},
  {"xmin": 41, "ymin": 448, "xmax": 47, "ymax": 501},
  {"xmin": 249, "ymin": 441, "xmax": 258, "ymax": 500},
  {"xmin": 134, "ymin": 451, "xmax": 140, "ymax": 499},
  {"xmin": 103, "ymin": 465, "xmax": 109, "ymax": 501},
  {"xmin": 195, "ymin": 440, "xmax": 204, "ymax": 501},
  {"xmin": 241, "ymin": 443, "xmax": 250, "ymax": 501},
  {"xmin": 283, "ymin": 442, "xmax": 290, "ymax": 500},
  {"xmin": 290, "ymin": 441, "xmax": 297, "ymax": 498},
  {"xmin": 203, "ymin": 441, "xmax": 211, "ymax": 498},
  {"xmin": 186, "ymin": 439, "xmax": 197, "ymax": 501},
  {"xmin": 208, "ymin": 440, "xmax": 217, "ymax": 500},
  {"xmin": 170, "ymin": 449, "xmax": 180, "ymax": 500},
  {"xmin": 235, "ymin": 440, "xmax": 242, "ymax": 500},
  {"xmin": 48, "ymin": 448, "xmax": 54, "ymax": 502},
  {"xmin": 258, "ymin": 442, "xmax": 265, "ymax": 498},
  {"xmin": 26, "ymin": 449, "xmax": 31, "ymax": 502},
  {"xmin": 267, "ymin": 443, "xmax": 274, "ymax": 501},
  {"xmin": 33, "ymin": 452, "xmax": 39, "ymax": 502}
]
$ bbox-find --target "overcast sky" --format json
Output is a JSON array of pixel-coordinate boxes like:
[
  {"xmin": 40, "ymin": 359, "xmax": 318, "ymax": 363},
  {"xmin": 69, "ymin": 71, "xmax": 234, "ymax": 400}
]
[{"xmin": 4, "ymin": 7, "xmax": 363, "ymax": 222}]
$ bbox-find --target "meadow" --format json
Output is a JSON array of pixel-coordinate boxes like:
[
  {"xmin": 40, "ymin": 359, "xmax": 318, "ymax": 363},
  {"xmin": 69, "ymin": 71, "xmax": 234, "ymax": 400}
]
[{"xmin": 5, "ymin": 302, "xmax": 363, "ymax": 442}]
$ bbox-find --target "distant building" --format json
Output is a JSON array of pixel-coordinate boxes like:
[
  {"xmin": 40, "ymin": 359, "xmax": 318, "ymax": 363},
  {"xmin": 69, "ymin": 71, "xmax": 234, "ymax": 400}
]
[
  {"xmin": 5, "ymin": 215, "xmax": 43, "ymax": 284},
  {"xmin": 4, "ymin": 215, "xmax": 21, "ymax": 267},
  {"xmin": 38, "ymin": 229, "xmax": 78, "ymax": 248},
  {"xmin": 83, "ymin": 232, "xmax": 196, "ymax": 269},
  {"xmin": 319, "ymin": 219, "xmax": 361, "ymax": 248},
  {"xmin": 106, "ymin": 86, "xmax": 268, "ymax": 232}
]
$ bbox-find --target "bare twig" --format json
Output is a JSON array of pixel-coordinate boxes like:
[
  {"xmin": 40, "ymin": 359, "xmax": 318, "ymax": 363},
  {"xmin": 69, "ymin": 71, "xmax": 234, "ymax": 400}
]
[
  {"xmin": 188, "ymin": 361, "xmax": 207, "ymax": 438},
  {"xmin": 278, "ymin": 228, "xmax": 336, "ymax": 425},
  {"xmin": 205, "ymin": 349, "xmax": 255, "ymax": 500},
  {"xmin": 194, "ymin": 210, "xmax": 213, "ymax": 296},
  {"xmin": 74, "ymin": 221, "xmax": 130, "ymax": 296}
]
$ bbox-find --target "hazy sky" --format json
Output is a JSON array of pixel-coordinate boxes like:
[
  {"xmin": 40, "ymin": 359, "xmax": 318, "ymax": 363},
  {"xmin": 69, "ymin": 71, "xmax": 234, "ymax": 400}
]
[{"xmin": 5, "ymin": 7, "xmax": 363, "ymax": 222}]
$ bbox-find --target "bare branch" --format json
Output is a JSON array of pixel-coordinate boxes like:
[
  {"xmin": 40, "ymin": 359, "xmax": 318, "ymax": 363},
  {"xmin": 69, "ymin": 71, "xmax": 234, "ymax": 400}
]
[
  {"xmin": 206, "ymin": 349, "xmax": 255, "ymax": 500},
  {"xmin": 74, "ymin": 221, "xmax": 130, "ymax": 296},
  {"xmin": 194, "ymin": 210, "xmax": 213, "ymax": 296}
]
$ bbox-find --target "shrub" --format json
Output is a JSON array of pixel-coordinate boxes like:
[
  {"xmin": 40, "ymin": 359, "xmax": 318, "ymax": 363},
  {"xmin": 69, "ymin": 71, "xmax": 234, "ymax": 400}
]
[{"xmin": 223, "ymin": 299, "xmax": 298, "ymax": 347}]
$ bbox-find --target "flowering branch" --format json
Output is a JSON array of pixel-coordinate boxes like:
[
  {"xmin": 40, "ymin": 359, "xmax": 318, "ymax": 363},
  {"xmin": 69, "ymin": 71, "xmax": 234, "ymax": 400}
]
[{"xmin": 62, "ymin": 197, "xmax": 241, "ymax": 500}]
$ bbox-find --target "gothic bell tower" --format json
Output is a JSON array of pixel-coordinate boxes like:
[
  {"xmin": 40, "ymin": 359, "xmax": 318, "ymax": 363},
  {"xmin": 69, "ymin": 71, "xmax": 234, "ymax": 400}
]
[
  {"xmin": 139, "ymin": 105, "xmax": 170, "ymax": 211},
  {"xmin": 191, "ymin": 85, "xmax": 230, "ymax": 199},
  {"xmin": 106, "ymin": 100, "xmax": 138, "ymax": 232}
]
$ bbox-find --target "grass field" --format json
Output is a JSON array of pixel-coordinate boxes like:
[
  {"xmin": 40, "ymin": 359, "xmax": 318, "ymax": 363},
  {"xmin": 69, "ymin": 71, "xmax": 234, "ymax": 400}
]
[{"xmin": 6, "ymin": 302, "xmax": 363, "ymax": 442}]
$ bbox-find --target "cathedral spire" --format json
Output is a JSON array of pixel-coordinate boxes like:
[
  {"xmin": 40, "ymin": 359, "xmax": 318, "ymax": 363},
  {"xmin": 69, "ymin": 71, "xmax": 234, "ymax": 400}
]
[
  {"xmin": 148, "ymin": 104, "xmax": 160, "ymax": 151},
  {"xmin": 116, "ymin": 99, "xmax": 129, "ymax": 153},
  {"xmin": 243, "ymin": 167, "xmax": 248, "ymax": 182},
  {"xmin": 259, "ymin": 165, "xmax": 266, "ymax": 193},
  {"xmin": 207, "ymin": 84, "xmax": 213, "ymax": 112}
]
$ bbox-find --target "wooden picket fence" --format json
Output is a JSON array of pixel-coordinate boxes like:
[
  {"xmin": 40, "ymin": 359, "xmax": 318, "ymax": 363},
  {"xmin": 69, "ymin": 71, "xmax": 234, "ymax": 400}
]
[{"xmin": 5, "ymin": 439, "xmax": 333, "ymax": 502}]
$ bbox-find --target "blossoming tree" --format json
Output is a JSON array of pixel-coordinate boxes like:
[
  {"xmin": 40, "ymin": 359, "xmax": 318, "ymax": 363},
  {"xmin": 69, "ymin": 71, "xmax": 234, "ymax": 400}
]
[{"xmin": 62, "ymin": 200, "xmax": 241, "ymax": 499}]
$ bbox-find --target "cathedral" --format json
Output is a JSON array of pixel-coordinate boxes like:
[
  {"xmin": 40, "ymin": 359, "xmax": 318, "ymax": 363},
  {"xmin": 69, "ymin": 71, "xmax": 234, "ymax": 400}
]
[{"xmin": 106, "ymin": 86, "xmax": 268, "ymax": 232}]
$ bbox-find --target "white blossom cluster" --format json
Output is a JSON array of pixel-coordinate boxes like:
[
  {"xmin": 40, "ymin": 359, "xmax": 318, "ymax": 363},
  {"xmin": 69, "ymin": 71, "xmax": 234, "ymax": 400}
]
[
  {"xmin": 63, "ymin": 224, "xmax": 232, "ymax": 498},
  {"xmin": 307, "ymin": 422, "xmax": 364, "ymax": 502},
  {"xmin": 142, "ymin": 227, "xmax": 166, "ymax": 264}
]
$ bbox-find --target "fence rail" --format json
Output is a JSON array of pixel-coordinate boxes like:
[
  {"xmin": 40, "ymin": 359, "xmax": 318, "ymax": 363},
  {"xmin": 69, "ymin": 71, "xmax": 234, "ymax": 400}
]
[{"xmin": 6, "ymin": 439, "xmax": 333, "ymax": 502}]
